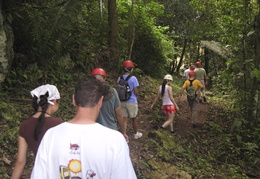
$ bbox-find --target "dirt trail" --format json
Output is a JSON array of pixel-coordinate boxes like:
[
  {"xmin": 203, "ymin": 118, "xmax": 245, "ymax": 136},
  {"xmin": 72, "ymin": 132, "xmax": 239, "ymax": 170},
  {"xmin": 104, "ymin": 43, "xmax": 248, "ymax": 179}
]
[
  {"xmin": 19, "ymin": 95, "xmax": 209, "ymax": 178},
  {"xmin": 127, "ymin": 95, "xmax": 209, "ymax": 163}
]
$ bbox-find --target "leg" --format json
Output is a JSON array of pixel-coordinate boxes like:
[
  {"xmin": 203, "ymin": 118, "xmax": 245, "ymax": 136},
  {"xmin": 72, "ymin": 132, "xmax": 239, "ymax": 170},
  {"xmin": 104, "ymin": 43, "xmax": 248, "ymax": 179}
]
[
  {"xmin": 191, "ymin": 100, "xmax": 199, "ymax": 125},
  {"xmin": 199, "ymin": 80, "xmax": 207, "ymax": 102},
  {"xmin": 162, "ymin": 113, "xmax": 175, "ymax": 131},
  {"xmin": 128, "ymin": 103, "xmax": 142, "ymax": 139},
  {"xmin": 170, "ymin": 122, "xmax": 174, "ymax": 132},
  {"xmin": 121, "ymin": 102, "xmax": 129, "ymax": 132},
  {"xmin": 124, "ymin": 117, "xmax": 129, "ymax": 132},
  {"xmin": 132, "ymin": 117, "xmax": 138, "ymax": 134}
]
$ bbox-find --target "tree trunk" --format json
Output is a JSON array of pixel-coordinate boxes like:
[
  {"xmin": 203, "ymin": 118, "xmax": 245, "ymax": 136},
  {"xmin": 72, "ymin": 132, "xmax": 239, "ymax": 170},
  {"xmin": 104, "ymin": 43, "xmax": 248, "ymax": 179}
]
[
  {"xmin": 128, "ymin": 0, "xmax": 135, "ymax": 61},
  {"xmin": 174, "ymin": 43, "xmax": 181, "ymax": 74},
  {"xmin": 108, "ymin": 0, "xmax": 119, "ymax": 67},
  {"xmin": 250, "ymin": 11, "xmax": 260, "ymax": 124},
  {"xmin": 0, "ymin": 1, "xmax": 14, "ymax": 85},
  {"xmin": 204, "ymin": 48, "xmax": 209, "ymax": 74},
  {"xmin": 175, "ymin": 39, "xmax": 187, "ymax": 74}
]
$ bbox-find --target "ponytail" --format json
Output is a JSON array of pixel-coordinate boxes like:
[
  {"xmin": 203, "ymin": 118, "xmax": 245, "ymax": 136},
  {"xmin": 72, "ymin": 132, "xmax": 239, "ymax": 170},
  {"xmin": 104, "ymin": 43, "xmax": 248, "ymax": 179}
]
[
  {"xmin": 33, "ymin": 91, "xmax": 49, "ymax": 141},
  {"xmin": 161, "ymin": 80, "xmax": 168, "ymax": 97}
]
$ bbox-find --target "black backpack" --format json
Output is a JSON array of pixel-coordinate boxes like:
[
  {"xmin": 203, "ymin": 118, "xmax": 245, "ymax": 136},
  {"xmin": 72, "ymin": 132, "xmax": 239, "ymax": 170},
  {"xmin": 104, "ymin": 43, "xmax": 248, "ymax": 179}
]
[
  {"xmin": 187, "ymin": 80, "xmax": 197, "ymax": 100},
  {"xmin": 116, "ymin": 75, "xmax": 132, "ymax": 101}
]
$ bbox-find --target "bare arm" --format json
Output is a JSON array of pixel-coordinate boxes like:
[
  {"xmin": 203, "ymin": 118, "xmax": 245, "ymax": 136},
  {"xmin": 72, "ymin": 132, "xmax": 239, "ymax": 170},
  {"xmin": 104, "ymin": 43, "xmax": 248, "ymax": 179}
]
[
  {"xmin": 204, "ymin": 74, "xmax": 208, "ymax": 85},
  {"xmin": 168, "ymin": 86, "xmax": 179, "ymax": 111},
  {"xmin": 134, "ymin": 87, "xmax": 138, "ymax": 99},
  {"xmin": 150, "ymin": 87, "xmax": 160, "ymax": 109},
  {"xmin": 115, "ymin": 107, "xmax": 128, "ymax": 141},
  {"xmin": 180, "ymin": 88, "xmax": 185, "ymax": 96},
  {"xmin": 12, "ymin": 136, "xmax": 28, "ymax": 179}
]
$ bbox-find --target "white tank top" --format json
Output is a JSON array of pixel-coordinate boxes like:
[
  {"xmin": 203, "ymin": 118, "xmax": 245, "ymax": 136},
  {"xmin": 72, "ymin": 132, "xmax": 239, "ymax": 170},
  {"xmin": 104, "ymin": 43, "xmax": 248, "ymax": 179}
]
[{"xmin": 160, "ymin": 85, "xmax": 173, "ymax": 105}]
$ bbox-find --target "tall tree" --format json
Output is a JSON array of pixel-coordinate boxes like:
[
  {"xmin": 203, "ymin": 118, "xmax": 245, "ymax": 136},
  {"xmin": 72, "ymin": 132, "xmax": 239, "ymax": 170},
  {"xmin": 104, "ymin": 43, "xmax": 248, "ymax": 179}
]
[{"xmin": 108, "ymin": 0, "xmax": 119, "ymax": 66}]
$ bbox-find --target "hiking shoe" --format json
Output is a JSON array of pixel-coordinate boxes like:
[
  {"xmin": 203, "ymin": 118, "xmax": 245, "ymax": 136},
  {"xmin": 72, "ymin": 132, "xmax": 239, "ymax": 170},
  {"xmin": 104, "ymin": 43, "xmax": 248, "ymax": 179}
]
[
  {"xmin": 203, "ymin": 96, "xmax": 207, "ymax": 102},
  {"xmin": 134, "ymin": 132, "xmax": 143, "ymax": 139}
]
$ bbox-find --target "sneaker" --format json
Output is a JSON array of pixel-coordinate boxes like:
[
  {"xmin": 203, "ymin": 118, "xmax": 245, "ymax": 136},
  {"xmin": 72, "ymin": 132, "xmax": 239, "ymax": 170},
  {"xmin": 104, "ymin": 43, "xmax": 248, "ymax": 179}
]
[{"xmin": 134, "ymin": 132, "xmax": 143, "ymax": 139}]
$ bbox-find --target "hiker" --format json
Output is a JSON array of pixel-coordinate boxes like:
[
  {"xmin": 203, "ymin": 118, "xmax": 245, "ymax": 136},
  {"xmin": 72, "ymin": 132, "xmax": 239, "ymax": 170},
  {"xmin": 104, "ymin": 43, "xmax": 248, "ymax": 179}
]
[
  {"xmin": 194, "ymin": 61, "xmax": 208, "ymax": 102},
  {"xmin": 12, "ymin": 85, "xmax": 63, "ymax": 179},
  {"xmin": 117, "ymin": 60, "xmax": 142, "ymax": 140},
  {"xmin": 91, "ymin": 68, "xmax": 128, "ymax": 141},
  {"xmin": 150, "ymin": 74, "xmax": 180, "ymax": 133},
  {"xmin": 184, "ymin": 64, "xmax": 196, "ymax": 80},
  {"xmin": 180, "ymin": 71, "xmax": 204, "ymax": 128},
  {"xmin": 30, "ymin": 77, "xmax": 137, "ymax": 179},
  {"xmin": 182, "ymin": 64, "xmax": 189, "ymax": 82}
]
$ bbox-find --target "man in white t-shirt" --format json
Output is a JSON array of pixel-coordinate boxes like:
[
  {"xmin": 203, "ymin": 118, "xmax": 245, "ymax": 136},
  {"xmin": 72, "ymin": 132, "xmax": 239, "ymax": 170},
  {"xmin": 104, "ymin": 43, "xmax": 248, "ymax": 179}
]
[
  {"xmin": 182, "ymin": 64, "xmax": 189, "ymax": 82},
  {"xmin": 31, "ymin": 77, "xmax": 137, "ymax": 179}
]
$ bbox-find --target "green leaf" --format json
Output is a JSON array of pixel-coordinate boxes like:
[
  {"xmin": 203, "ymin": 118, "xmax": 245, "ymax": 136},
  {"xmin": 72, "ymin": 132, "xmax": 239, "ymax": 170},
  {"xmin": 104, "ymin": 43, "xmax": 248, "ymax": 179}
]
[{"xmin": 253, "ymin": 68, "xmax": 260, "ymax": 80}]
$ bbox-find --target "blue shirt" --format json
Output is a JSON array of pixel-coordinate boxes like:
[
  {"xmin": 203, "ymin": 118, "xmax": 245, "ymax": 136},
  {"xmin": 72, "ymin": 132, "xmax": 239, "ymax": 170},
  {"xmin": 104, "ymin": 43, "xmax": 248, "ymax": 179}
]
[{"xmin": 117, "ymin": 75, "xmax": 139, "ymax": 103}]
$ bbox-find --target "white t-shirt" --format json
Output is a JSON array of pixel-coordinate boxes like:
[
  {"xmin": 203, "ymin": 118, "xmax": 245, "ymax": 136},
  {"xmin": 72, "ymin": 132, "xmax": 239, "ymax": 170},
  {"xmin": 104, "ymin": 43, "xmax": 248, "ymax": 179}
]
[
  {"xmin": 183, "ymin": 69, "xmax": 190, "ymax": 80},
  {"xmin": 31, "ymin": 123, "xmax": 137, "ymax": 179},
  {"xmin": 160, "ymin": 85, "xmax": 173, "ymax": 106}
]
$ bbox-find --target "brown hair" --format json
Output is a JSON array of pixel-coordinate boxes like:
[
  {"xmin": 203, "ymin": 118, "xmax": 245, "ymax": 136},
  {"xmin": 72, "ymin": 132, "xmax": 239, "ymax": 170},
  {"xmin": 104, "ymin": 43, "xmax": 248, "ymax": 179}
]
[
  {"xmin": 161, "ymin": 79, "xmax": 168, "ymax": 97},
  {"xmin": 74, "ymin": 77, "xmax": 107, "ymax": 107}
]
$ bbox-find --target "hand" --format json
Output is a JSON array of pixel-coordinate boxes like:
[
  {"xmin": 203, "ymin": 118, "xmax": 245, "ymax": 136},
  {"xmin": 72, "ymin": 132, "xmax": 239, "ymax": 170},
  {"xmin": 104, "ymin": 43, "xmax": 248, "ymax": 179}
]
[{"xmin": 123, "ymin": 133, "xmax": 129, "ymax": 142}]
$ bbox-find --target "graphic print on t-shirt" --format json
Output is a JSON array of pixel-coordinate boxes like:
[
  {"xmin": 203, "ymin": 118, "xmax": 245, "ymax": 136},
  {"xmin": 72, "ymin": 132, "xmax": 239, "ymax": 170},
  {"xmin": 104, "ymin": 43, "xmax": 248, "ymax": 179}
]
[{"xmin": 59, "ymin": 143, "xmax": 97, "ymax": 179}]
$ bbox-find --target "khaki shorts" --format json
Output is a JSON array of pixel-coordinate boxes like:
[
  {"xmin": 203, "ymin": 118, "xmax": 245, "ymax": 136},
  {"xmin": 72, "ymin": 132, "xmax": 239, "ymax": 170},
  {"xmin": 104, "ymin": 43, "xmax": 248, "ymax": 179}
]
[
  {"xmin": 198, "ymin": 80, "xmax": 206, "ymax": 89},
  {"xmin": 121, "ymin": 102, "xmax": 138, "ymax": 118}
]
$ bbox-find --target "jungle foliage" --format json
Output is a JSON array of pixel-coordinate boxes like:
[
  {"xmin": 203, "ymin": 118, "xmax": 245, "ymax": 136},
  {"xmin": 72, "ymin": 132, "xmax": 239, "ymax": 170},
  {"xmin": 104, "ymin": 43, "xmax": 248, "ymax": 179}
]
[{"xmin": 0, "ymin": 0, "xmax": 260, "ymax": 178}]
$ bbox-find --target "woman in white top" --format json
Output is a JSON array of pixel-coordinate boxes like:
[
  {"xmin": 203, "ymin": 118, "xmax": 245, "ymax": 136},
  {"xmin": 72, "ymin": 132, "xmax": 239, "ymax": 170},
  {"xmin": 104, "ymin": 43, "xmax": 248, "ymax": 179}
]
[{"xmin": 151, "ymin": 74, "xmax": 179, "ymax": 133}]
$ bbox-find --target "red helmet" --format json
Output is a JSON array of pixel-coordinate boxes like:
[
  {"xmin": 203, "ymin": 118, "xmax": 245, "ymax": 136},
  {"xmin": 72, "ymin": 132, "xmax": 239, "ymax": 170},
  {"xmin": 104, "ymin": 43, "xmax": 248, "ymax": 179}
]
[
  {"xmin": 91, "ymin": 68, "xmax": 107, "ymax": 77},
  {"xmin": 123, "ymin": 60, "xmax": 135, "ymax": 67},
  {"xmin": 196, "ymin": 62, "xmax": 201, "ymax": 67},
  {"xmin": 188, "ymin": 70, "xmax": 196, "ymax": 76}
]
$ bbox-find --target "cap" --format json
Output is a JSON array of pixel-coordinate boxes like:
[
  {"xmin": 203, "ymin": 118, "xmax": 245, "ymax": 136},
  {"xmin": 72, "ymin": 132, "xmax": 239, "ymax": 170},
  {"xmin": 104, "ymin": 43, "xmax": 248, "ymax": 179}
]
[{"xmin": 91, "ymin": 68, "xmax": 107, "ymax": 77}]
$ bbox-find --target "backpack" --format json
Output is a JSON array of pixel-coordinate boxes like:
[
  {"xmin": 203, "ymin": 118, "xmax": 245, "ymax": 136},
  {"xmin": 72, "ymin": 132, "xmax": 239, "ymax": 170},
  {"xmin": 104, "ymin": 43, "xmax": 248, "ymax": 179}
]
[
  {"xmin": 116, "ymin": 75, "xmax": 132, "ymax": 101},
  {"xmin": 187, "ymin": 80, "xmax": 196, "ymax": 100}
]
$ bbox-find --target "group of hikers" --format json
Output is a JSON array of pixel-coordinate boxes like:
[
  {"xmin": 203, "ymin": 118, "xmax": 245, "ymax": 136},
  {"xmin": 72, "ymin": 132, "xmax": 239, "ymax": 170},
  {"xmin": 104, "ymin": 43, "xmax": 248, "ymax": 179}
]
[
  {"xmin": 151, "ymin": 61, "xmax": 208, "ymax": 132},
  {"xmin": 180, "ymin": 61, "xmax": 208, "ymax": 127},
  {"xmin": 11, "ymin": 60, "xmax": 208, "ymax": 178}
]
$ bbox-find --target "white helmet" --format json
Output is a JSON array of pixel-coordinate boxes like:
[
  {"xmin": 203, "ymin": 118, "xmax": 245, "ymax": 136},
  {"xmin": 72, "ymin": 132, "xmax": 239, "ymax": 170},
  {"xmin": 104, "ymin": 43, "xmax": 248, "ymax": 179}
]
[{"xmin": 164, "ymin": 74, "xmax": 173, "ymax": 81}]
